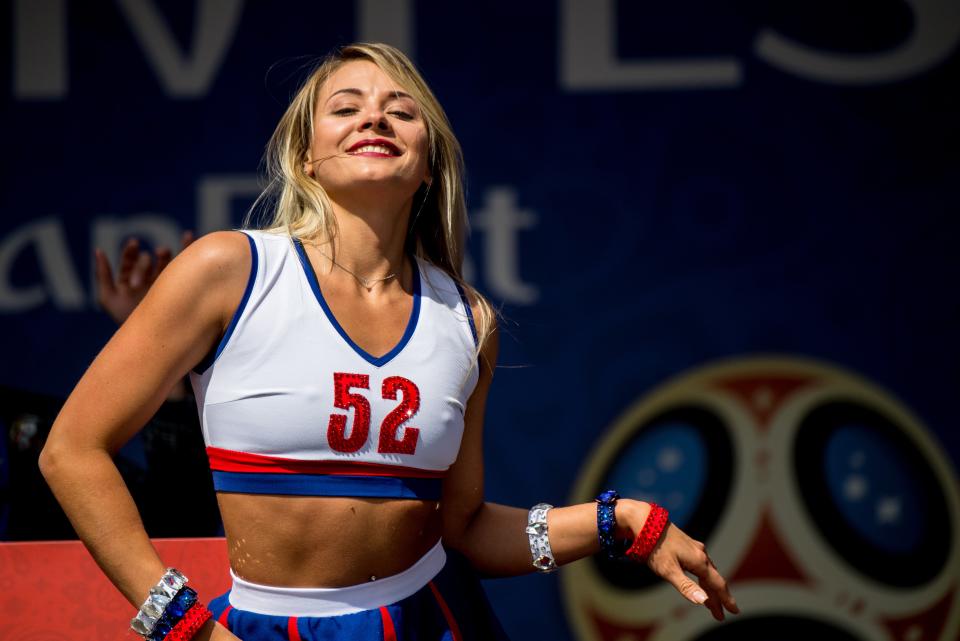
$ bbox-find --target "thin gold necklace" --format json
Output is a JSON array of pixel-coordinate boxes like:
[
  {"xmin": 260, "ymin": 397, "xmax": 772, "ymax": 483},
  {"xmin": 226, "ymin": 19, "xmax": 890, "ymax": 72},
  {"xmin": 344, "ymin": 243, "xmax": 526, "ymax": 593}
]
[{"xmin": 312, "ymin": 246, "xmax": 398, "ymax": 290}]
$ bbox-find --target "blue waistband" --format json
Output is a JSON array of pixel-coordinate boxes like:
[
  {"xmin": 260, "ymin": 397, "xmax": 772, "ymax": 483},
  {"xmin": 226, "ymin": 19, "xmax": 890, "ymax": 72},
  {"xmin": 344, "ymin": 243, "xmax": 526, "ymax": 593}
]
[{"xmin": 211, "ymin": 471, "xmax": 443, "ymax": 500}]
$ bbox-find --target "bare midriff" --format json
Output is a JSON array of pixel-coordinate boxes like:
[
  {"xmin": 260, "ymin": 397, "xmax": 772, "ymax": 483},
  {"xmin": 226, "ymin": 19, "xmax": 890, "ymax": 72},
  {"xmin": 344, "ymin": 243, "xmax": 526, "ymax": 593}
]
[{"xmin": 217, "ymin": 492, "xmax": 443, "ymax": 588}]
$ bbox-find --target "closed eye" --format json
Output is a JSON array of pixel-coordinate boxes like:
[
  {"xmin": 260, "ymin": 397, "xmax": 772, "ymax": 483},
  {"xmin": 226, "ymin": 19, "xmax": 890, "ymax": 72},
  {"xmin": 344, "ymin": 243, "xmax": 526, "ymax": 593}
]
[
  {"xmin": 389, "ymin": 111, "xmax": 415, "ymax": 121},
  {"xmin": 332, "ymin": 107, "xmax": 359, "ymax": 116}
]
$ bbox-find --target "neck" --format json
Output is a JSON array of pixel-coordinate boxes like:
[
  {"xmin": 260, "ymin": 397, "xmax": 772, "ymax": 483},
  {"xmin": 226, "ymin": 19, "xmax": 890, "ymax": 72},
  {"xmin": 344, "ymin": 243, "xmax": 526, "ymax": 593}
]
[{"xmin": 313, "ymin": 191, "xmax": 413, "ymax": 283}]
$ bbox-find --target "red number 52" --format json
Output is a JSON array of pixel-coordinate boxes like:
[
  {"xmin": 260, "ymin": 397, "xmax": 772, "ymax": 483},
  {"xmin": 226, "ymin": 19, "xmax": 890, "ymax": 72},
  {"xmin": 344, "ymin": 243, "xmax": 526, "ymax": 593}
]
[{"xmin": 327, "ymin": 372, "xmax": 421, "ymax": 455}]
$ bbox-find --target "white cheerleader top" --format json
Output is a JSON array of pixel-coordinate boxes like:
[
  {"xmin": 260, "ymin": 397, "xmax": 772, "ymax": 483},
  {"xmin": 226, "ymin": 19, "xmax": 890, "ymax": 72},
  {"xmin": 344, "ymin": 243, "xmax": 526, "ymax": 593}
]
[{"xmin": 189, "ymin": 230, "xmax": 480, "ymax": 500}]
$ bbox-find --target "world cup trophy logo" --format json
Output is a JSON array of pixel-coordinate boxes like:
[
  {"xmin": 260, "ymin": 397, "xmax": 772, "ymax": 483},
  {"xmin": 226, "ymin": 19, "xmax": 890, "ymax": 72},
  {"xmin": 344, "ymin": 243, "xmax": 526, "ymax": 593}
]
[{"xmin": 562, "ymin": 356, "xmax": 959, "ymax": 641}]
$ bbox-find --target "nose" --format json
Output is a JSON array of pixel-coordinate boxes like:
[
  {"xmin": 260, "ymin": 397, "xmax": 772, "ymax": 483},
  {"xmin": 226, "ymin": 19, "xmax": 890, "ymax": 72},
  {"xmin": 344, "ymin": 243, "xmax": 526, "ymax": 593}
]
[{"xmin": 359, "ymin": 107, "xmax": 390, "ymax": 132}]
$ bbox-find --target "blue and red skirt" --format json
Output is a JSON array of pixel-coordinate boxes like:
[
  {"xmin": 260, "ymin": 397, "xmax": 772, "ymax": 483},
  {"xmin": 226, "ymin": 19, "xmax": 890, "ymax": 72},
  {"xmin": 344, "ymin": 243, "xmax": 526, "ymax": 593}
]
[{"xmin": 208, "ymin": 542, "xmax": 510, "ymax": 641}]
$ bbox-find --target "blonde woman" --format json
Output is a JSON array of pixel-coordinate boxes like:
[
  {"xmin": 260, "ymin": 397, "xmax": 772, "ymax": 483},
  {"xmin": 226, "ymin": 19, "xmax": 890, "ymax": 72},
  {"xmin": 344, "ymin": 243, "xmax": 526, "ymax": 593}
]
[{"xmin": 40, "ymin": 44, "xmax": 738, "ymax": 641}]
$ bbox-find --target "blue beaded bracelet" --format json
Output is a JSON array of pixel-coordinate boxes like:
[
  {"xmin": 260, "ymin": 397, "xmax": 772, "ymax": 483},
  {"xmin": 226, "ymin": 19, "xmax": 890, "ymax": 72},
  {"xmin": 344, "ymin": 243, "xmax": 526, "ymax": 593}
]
[
  {"xmin": 149, "ymin": 586, "xmax": 199, "ymax": 641},
  {"xmin": 596, "ymin": 489, "xmax": 621, "ymax": 559}
]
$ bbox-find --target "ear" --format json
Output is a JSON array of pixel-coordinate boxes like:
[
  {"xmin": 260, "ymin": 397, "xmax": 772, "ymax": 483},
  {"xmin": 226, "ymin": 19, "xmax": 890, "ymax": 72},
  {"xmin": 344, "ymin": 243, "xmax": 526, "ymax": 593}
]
[{"xmin": 304, "ymin": 152, "xmax": 314, "ymax": 177}]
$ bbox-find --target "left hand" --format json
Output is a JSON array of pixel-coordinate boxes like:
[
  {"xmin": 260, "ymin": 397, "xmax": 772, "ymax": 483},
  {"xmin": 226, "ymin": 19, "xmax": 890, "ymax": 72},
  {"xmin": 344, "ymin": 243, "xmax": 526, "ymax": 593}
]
[{"xmin": 646, "ymin": 522, "xmax": 739, "ymax": 621}]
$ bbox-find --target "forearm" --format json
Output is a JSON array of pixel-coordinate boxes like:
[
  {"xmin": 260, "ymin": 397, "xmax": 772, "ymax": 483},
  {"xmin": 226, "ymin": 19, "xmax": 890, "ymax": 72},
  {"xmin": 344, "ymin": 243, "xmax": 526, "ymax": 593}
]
[
  {"xmin": 448, "ymin": 499, "xmax": 650, "ymax": 577},
  {"xmin": 39, "ymin": 443, "xmax": 166, "ymax": 607}
]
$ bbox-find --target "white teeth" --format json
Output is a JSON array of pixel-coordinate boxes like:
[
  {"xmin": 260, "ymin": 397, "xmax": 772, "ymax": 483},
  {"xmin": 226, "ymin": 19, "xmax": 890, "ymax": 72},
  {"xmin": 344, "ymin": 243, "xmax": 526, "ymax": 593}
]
[{"xmin": 352, "ymin": 144, "xmax": 395, "ymax": 155}]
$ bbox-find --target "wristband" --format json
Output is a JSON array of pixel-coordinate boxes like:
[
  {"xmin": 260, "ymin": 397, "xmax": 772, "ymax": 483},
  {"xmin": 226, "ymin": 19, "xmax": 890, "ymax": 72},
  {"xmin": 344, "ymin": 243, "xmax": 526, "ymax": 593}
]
[
  {"xmin": 626, "ymin": 503, "xmax": 670, "ymax": 562},
  {"xmin": 147, "ymin": 587, "xmax": 199, "ymax": 641},
  {"xmin": 131, "ymin": 568, "xmax": 189, "ymax": 638},
  {"xmin": 526, "ymin": 502, "xmax": 557, "ymax": 573},
  {"xmin": 165, "ymin": 602, "xmax": 213, "ymax": 641},
  {"xmin": 595, "ymin": 490, "xmax": 622, "ymax": 559}
]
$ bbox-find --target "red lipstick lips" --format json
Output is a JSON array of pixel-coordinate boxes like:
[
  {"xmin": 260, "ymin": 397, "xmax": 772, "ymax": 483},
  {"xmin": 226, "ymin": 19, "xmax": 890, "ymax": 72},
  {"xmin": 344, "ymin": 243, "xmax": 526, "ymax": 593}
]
[{"xmin": 347, "ymin": 139, "xmax": 400, "ymax": 156}]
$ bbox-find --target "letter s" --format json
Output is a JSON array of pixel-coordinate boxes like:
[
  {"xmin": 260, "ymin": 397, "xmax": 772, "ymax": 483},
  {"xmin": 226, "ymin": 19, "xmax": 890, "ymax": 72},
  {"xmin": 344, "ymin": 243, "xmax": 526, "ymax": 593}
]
[{"xmin": 755, "ymin": 0, "xmax": 960, "ymax": 84}]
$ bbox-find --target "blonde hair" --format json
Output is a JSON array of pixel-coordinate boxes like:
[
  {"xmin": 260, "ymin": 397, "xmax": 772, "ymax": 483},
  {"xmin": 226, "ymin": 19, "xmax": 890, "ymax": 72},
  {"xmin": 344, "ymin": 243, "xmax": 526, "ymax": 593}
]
[{"xmin": 247, "ymin": 43, "xmax": 496, "ymax": 357}]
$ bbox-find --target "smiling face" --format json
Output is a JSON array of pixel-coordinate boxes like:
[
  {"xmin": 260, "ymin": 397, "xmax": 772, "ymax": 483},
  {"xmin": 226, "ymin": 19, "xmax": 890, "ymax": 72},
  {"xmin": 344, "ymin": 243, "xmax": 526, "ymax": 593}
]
[{"xmin": 306, "ymin": 60, "xmax": 431, "ymax": 203}]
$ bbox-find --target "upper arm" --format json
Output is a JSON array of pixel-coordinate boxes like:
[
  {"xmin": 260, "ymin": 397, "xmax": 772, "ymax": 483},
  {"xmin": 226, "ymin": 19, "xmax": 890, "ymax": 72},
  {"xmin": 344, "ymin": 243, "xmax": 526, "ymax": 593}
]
[
  {"xmin": 44, "ymin": 231, "xmax": 252, "ymax": 456},
  {"xmin": 441, "ymin": 291, "xmax": 499, "ymax": 541}
]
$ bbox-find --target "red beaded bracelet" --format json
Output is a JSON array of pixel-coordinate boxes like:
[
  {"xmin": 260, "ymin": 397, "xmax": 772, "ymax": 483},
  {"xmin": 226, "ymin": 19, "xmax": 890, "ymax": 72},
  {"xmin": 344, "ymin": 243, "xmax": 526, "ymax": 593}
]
[
  {"xmin": 625, "ymin": 503, "xmax": 670, "ymax": 562},
  {"xmin": 164, "ymin": 602, "xmax": 212, "ymax": 641}
]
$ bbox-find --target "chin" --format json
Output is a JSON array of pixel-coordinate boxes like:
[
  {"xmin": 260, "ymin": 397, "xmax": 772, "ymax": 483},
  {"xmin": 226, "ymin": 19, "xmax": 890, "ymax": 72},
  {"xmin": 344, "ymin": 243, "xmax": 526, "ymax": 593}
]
[{"xmin": 327, "ymin": 176, "xmax": 420, "ymax": 201}]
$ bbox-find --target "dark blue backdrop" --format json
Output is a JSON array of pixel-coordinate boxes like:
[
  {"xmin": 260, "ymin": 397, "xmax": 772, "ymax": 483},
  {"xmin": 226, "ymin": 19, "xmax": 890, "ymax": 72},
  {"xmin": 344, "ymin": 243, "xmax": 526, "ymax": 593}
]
[{"xmin": 2, "ymin": 2, "xmax": 958, "ymax": 640}]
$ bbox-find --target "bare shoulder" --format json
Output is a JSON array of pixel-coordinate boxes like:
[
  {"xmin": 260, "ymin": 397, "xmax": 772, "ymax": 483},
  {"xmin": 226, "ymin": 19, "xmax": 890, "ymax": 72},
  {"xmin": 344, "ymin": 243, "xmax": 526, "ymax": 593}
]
[
  {"xmin": 131, "ymin": 230, "xmax": 253, "ymax": 331},
  {"xmin": 171, "ymin": 230, "xmax": 252, "ymax": 282},
  {"xmin": 48, "ymin": 231, "xmax": 257, "ymax": 449}
]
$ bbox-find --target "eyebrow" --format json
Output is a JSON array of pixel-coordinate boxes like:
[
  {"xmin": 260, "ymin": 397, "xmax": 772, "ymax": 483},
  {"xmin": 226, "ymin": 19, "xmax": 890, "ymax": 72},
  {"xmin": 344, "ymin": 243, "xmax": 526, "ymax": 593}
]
[{"xmin": 327, "ymin": 88, "xmax": 414, "ymax": 102}]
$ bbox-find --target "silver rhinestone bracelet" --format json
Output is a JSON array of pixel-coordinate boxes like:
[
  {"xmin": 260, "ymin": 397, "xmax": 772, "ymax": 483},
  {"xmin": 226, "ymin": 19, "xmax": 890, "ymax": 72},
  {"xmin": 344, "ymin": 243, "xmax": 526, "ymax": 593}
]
[
  {"xmin": 130, "ymin": 567, "xmax": 188, "ymax": 638},
  {"xmin": 526, "ymin": 503, "xmax": 557, "ymax": 573}
]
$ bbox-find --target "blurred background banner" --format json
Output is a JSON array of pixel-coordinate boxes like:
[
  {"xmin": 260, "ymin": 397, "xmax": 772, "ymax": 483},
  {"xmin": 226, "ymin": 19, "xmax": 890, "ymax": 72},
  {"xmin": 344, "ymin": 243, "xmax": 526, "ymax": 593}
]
[{"xmin": 1, "ymin": 2, "xmax": 958, "ymax": 640}]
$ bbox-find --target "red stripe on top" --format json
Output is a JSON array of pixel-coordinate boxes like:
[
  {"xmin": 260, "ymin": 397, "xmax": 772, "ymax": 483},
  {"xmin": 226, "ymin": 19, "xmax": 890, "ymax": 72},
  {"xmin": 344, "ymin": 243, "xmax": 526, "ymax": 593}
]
[
  {"xmin": 206, "ymin": 446, "xmax": 446, "ymax": 478},
  {"xmin": 287, "ymin": 616, "xmax": 302, "ymax": 641},
  {"xmin": 429, "ymin": 581, "xmax": 464, "ymax": 641},
  {"xmin": 380, "ymin": 606, "xmax": 398, "ymax": 641},
  {"xmin": 217, "ymin": 605, "xmax": 233, "ymax": 630}
]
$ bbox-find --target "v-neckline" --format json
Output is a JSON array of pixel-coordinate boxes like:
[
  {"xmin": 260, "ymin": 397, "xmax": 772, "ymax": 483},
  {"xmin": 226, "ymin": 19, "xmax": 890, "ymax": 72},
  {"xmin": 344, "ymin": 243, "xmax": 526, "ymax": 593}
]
[{"xmin": 293, "ymin": 238, "xmax": 421, "ymax": 367}]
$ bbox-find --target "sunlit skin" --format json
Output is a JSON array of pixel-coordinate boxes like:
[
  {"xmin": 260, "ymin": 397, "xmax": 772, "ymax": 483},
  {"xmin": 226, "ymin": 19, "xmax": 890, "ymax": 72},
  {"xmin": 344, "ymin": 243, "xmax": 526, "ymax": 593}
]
[
  {"xmin": 305, "ymin": 60, "xmax": 431, "ymax": 225},
  {"xmin": 38, "ymin": 59, "xmax": 738, "ymax": 641},
  {"xmin": 217, "ymin": 61, "xmax": 444, "ymax": 591}
]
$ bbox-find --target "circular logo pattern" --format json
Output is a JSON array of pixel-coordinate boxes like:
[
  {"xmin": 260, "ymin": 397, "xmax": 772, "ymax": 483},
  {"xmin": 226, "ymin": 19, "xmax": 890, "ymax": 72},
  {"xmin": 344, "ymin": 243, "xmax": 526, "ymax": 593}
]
[{"xmin": 561, "ymin": 356, "xmax": 960, "ymax": 641}]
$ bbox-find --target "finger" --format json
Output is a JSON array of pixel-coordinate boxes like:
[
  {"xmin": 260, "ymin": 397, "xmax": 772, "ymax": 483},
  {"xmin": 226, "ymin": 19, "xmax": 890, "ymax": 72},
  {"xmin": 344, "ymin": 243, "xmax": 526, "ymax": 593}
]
[
  {"xmin": 704, "ymin": 594, "xmax": 724, "ymax": 621},
  {"xmin": 180, "ymin": 229, "xmax": 195, "ymax": 250},
  {"xmin": 93, "ymin": 249, "xmax": 116, "ymax": 296},
  {"xmin": 717, "ymin": 568, "xmax": 739, "ymax": 614},
  {"xmin": 129, "ymin": 251, "xmax": 152, "ymax": 288},
  {"xmin": 690, "ymin": 555, "xmax": 738, "ymax": 615},
  {"xmin": 663, "ymin": 567, "xmax": 709, "ymax": 606},
  {"xmin": 153, "ymin": 246, "xmax": 172, "ymax": 280},
  {"xmin": 117, "ymin": 238, "xmax": 140, "ymax": 284},
  {"xmin": 726, "ymin": 597, "xmax": 739, "ymax": 614}
]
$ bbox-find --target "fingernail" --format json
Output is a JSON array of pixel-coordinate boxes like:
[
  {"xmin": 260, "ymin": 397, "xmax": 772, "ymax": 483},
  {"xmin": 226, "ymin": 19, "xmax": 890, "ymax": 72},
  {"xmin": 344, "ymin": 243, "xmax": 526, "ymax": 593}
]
[{"xmin": 692, "ymin": 590, "xmax": 708, "ymax": 604}]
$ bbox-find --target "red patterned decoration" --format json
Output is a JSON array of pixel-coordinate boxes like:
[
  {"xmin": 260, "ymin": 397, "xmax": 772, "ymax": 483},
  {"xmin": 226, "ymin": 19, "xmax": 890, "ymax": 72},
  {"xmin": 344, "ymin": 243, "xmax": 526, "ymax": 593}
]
[
  {"xmin": 379, "ymin": 375, "xmax": 422, "ymax": 454},
  {"xmin": 625, "ymin": 504, "xmax": 670, "ymax": 562},
  {"xmin": 328, "ymin": 373, "xmax": 372, "ymax": 452},
  {"xmin": 165, "ymin": 602, "xmax": 212, "ymax": 641}
]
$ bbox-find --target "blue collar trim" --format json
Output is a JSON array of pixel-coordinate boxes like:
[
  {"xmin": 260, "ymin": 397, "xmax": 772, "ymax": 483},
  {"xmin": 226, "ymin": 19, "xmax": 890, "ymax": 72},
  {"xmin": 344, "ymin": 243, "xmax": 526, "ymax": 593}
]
[{"xmin": 293, "ymin": 238, "xmax": 421, "ymax": 367}]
